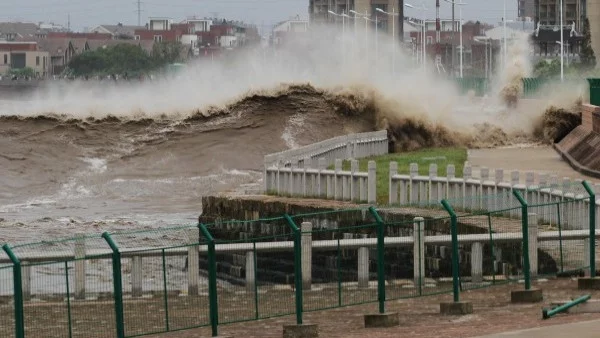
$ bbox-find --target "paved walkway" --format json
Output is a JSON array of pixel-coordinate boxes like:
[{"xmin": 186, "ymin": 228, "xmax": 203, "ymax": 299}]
[{"xmin": 478, "ymin": 319, "xmax": 600, "ymax": 337}]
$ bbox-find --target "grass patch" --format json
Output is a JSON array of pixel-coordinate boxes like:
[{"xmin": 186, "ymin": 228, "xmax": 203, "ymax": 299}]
[{"xmin": 331, "ymin": 147, "xmax": 468, "ymax": 205}]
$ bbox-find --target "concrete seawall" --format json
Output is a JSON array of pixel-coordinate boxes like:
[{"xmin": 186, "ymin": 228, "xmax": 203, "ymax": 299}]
[{"xmin": 554, "ymin": 104, "xmax": 600, "ymax": 179}]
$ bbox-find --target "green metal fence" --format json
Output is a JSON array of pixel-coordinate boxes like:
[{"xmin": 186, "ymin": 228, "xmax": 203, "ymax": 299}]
[
  {"xmin": 0, "ymin": 248, "xmax": 15, "ymax": 338},
  {"xmin": 455, "ymin": 77, "xmax": 489, "ymax": 96},
  {"xmin": 0, "ymin": 184, "xmax": 596, "ymax": 337},
  {"xmin": 589, "ymin": 78, "xmax": 600, "ymax": 106}
]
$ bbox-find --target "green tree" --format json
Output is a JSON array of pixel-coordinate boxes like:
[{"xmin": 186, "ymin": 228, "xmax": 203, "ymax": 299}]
[
  {"xmin": 533, "ymin": 59, "xmax": 561, "ymax": 78},
  {"xmin": 151, "ymin": 41, "xmax": 184, "ymax": 66},
  {"xmin": 580, "ymin": 17, "xmax": 597, "ymax": 70},
  {"xmin": 68, "ymin": 43, "xmax": 153, "ymax": 76},
  {"xmin": 8, "ymin": 67, "xmax": 36, "ymax": 78},
  {"xmin": 68, "ymin": 51, "xmax": 107, "ymax": 76}
]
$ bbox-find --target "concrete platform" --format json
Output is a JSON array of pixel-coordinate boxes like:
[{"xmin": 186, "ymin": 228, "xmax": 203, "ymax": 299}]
[
  {"xmin": 511, "ymin": 288, "xmax": 543, "ymax": 303},
  {"xmin": 282, "ymin": 324, "xmax": 319, "ymax": 338},
  {"xmin": 440, "ymin": 301, "xmax": 473, "ymax": 315},
  {"xmin": 578, "ymin": 277, "xmax": 600, "ymax": 290},
  {"xmin": 364, "ymin": 312, "xmax": 400, "ymax": 328},
  {"xmin": 476, "ymin": 319, "xmax": 600, "ymax": 337}
]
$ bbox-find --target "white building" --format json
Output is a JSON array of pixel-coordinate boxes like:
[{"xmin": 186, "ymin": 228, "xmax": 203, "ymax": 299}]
[{"xmin": 148, "ymin": 18, "xmax": 172, "ymax": 31}]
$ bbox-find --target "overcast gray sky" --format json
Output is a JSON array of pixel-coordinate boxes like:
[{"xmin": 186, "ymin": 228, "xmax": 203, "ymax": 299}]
[{"xmin": 0, "ymin": 0, "xmax": 518, "ymax": 33}]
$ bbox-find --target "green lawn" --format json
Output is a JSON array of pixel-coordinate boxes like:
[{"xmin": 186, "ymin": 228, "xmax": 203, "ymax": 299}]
[{"xmin": 333, "ymin": 147, "xmax": 468, "ymax": 205}]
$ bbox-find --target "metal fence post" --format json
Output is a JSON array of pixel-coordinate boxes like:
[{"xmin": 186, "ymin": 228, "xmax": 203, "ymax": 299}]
[
  {"xmin": 512, "ymin": 190, "xmax": 532, "ymax": 290},
  {"xmin": 368, "ymin": 206, "xmax": 386, "ymax": 314},
  {"xmin": 101, "ymin": 233, "xmax": 125, "ymax": 338},
  {"xmin": 583, "ymin": 181, "xmax": 596, "ymax": 277},
  {"xmin": 284, "ymin": 214, "xmax": 303, "ymax": 325},
  {"xmin": 2, "ymin": 244, "xmax": 24, "ymax": 338},
  {"xmin": 198, "ymin": 223, "xmax": 219, "ymax": 337},
  {"xmin": 441, "ymin": 200, "xmax": 460, "ymax": 302}
]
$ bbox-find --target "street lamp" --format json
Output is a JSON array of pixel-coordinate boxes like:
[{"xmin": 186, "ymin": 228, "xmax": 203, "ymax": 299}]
[
  {"xmin": 376, "ymin": 7, "xmax": 399, "ymax": 74},
  {"xmin": 556, "ymin": 41, "xmax": 570, "ymax": 67},
  {"xmin": 503, "ymin": 0, "xmax": 507, "ymax": 69},
  {"xmin": 474, "ymin": 37, "xmax": 493, "ymax": 78},
  {"xmin": 405, "ymin": 2, "xmax": 428, "ymax": 73},
  {"xmin": 329, "ymin": 10, "xmax": 347, "ymax": 66},
  {"xmin": 559, "ymin": 0, "xmax": 564, "ymax": 81},
  {"xmin": 444, "ymin": 0, "xmax": 467, "ymax": 78},
  {"xmin": 350, "ymin": 10, "xmax": 375, "ymax": 68}
]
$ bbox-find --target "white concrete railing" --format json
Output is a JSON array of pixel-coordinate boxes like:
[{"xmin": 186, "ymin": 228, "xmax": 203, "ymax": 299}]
[
  {"xmin": 264, "ymin": 158, "xmax": 377, "ymax": 203},
  {"xmin": 389, "ymin": 162, "xmax": 598, "ymax": 230},
  {"xmin": 2, "ymin": 216, "xmax": 597, "ymax": 297},
  {"xmin": 263, "ymin": 130, "xmax": 388, "ymax": 169}
]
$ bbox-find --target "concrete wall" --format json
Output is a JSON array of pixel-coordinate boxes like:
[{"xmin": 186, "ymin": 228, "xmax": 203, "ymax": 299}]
[
  {"xmin": 265, "ymin": 158, "xmax": 377, "ymax": 204},
  {"xmin": 590, "ymin": 0, "xmax": 600, "ymax": 66}
]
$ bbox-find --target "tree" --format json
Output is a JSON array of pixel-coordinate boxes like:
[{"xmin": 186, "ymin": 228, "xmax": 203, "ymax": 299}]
[
  {"xmin": 151, "ymin": 41, "xmax": 184, "ymax": 66},
  {"xmin": 580, "ymin": 17, "xmax": 597, "ymax": 70},
  {"xmin": 68, "ymin": 43, "xmax": 153, "ymax": 76},
  {"xmin": 533, "ymin": 59, "xmax": 561, "ymax": 78},
  {"xmin": 8, "ymin": 67, "xmax": 36, "ymax": 78}
]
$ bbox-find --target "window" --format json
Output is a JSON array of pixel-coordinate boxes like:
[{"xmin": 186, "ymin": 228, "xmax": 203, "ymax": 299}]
[
  {"xmin": 135, "ymin": 35, "xmax": 140, "ymax": 40},
  {"xmin": 153, "ymin": 35, "xmax": 163, "ymax": 42},
  {"xmin": 427, "ymin": 36, "xmax": 433, "ymax": 45},
  {"xmin": 3, "ymin": 54, "xmax": 6, "ymax": 64},
  {"xmin": 36, "ymin": 56, "xmax": 40, "ymax": 66}
]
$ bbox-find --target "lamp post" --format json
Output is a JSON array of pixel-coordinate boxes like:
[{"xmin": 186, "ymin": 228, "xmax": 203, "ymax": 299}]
[
  {"xmin": 444, "ymin": 0, "xmax": 467, "ymax": 78},
  {"xmin": 560, "ymin": 0, "xmax": 564, "ymax": 81},
  {"xmin": 329, "ymin": 10, "xmax": 347, "ymax": 66},
  {"xmin": 474, "ymin": 37, "xmax": 492, "ymax": 78},
  {"xmin": 376, "ymin": 7, "xmax": 398, "ymax": 74},
  {"xmin": 350, "ymin": 10, "xmax": 374, "ymax": 69},
  {"xmin": 503, "ymin": 0, "xmax": 507, "ymax": 69},
  {"xmin": 556, "ymin": 41, "xmax": 569, "ymax": 67},
  {"xmin": 405, "ymin": 2, "xmax": 428, "ymax": 73}
]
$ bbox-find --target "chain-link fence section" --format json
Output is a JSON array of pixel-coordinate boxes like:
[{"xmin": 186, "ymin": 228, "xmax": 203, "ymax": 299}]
[
  {"xmin": 208, "ymin": 217, "xmax": 297, "ymax": 323},
  {"xmin": 5, "ymin": 235, "xmax": 115, "ymax": 338},
  {"xmin": 288, "ymin": 209, "xmax": 378, "ymax": 311},
  {"xmin": 0, "ymin": 247, "xmax": 14, "ymax": 338},
  {"xmin": 0, "ymin": 186, "xmax": 596, "ymax": 338},
  {"xmin": 454, "ymin": 208, "xmax": 524, "ymax": 292},
  {"xmin": 107, "ymin": 225, "xmax": 206, "ymax": 337}
]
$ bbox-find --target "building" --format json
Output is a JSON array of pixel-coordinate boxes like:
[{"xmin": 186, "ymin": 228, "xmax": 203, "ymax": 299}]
[
  {"xmin": 271, "ymin": 19, "xmax": 309, "ymax": 46},
  {"xmin": 47, "ymin": 32, "xmax": 112, "ymax": 40},
  {"xmin": 0, "ymin": 22, "xmax": 47, "ymax": 41},
  {"xmin": 309, "ymin": 0, "xmax": 404, "ymax": 42},
  {"xmin": 408, "ymin": 20, "xmax": 489, "ymax": 76},
  {"xmin": 534, "ymin": 0, "xmax": 584, "ymax": 32},
  {"xmin": 0, "ymin": 41, "xmax": 50, "ymax": 77},
  {"xmin": 518, "ymin": 0, "xmax": 536, "ymax": 21},
  {"xmin": 90, "ymin": 23, "xmax": 145, "ymax": 39},
  {"xmin": 531, "ymin": 24, "xmax": 583, "ymax": 60}
]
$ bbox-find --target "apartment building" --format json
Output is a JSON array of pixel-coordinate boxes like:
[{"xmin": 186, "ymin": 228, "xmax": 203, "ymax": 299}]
[
  {"xmin": 309, "ymin": 0, "xmax": 405, "ymax": 41},
  {"xmin": 518, "ymin": 0, "xmax": 535, "ymax": 20},
  {"xmin": 535, "ymin": 0, "xmax": 585, "ymax": 31}
]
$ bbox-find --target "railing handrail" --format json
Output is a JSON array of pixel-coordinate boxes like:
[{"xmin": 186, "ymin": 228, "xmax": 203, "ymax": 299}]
[
  {"xmin": 264, "ymin": 129, "xmax": 387, "ymax": 167},
  {"xmin": 1, "ymin": 229, "xmax": 597, "ymax": 264}
]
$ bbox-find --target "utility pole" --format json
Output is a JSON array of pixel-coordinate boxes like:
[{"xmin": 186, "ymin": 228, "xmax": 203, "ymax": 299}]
[
  {"xmin": 137, "ymin": 0, "xmax": 142, "ymax": 26},
  {"xmin": 68, "ymin": 13, "xmax": 71, "ymax": 31}
]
